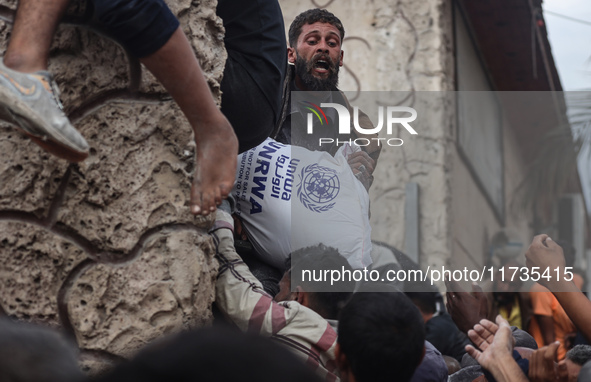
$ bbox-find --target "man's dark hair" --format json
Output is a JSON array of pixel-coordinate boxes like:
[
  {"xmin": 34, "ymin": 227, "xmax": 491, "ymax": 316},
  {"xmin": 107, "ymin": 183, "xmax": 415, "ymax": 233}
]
[
  {"xmin": 0, "ymin": 318, "xmax": 83, "ymax": 382},
  {"xmin": 405, "ymin": 291, "xmax": 437, "ymax": 315},
  {"xmin": 338, "ymin": 292, "xmax": 426, "ymax": 382},
  {"xmin": 286, "ymin": 244, "xmax": 355, "ymax": 319},
  {"xmin": 566, "ymin": 345, "xmax": 591, "ymax": 366},
  {"xmin": 95, "ymin": 326, "xmax": 323, "ymax": 382},
  {"xmin": 288, "ymin": 9, "xmax": 345, "ymax": 47}
]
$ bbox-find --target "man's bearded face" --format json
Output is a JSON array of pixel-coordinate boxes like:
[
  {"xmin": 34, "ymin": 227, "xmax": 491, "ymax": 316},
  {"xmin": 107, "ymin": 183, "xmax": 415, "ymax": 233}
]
[{"xmin": 294, "ymin": 51, "xmax": 340, "ymax": 91}]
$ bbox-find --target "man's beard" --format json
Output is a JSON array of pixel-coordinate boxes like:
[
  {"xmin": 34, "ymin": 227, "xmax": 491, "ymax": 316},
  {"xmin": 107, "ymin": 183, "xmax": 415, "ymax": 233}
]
[{"xmin": 295, "ymin": 53, "xmax": 340, "ymax": 91}]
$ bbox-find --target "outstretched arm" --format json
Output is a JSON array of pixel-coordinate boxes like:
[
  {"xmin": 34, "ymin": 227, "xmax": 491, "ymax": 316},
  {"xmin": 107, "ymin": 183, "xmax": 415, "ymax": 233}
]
[
  {"xmin": 528, "ymin": 341, "xmax": 568, "ymax": 382},
  {"xmin": 212, "ymin": 226, "xmax": 285, "ymax": 335},
  {"xmin": 525, "ymin": 234, "xmax": 591, "ymax": 343}
]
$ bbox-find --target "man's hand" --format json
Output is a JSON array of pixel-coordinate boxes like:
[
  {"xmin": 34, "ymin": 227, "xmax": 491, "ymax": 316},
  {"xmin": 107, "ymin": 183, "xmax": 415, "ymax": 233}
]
[
  {"xmin": 528, "ymin": 342, "xmax": 568, "ymax": 382},
  {"xmin": 445, "ymin": 279, "xmax": 489, "ymax": 334},
  {"xmin": 465, "ymin": 316, "xmax": 513, "ymax": 367},
  {"xmin": 348, "ymin": 151, "xmax": 375, "ymax": 190},
  {"xmin": 525, "ymin": 234, "xmax": 566, "ymax": 288},
  {"xmin": 465, "ymin": 316, "xmax": 528, "ymax": 382},
  {"xmin": 467, "ymin": 317, "xmax": 516, "ymax": 351}
]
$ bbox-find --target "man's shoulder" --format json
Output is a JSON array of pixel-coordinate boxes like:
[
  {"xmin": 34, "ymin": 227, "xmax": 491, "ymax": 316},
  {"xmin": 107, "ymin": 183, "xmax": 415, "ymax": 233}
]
[
  {"xmin": 277, "ymin": 300, "xmax": 337, "ymax": 347},
  {"xmin": 280, "ymin": 300, "xmax": 332, "ymax": 329},
  {"xmin": 273, "ymin": 301, "xmax": 339, "ymax": 379}
]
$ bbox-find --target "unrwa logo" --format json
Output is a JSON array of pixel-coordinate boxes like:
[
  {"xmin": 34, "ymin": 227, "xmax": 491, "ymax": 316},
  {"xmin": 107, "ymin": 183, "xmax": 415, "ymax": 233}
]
[{"xmin": 296, "ymin": 164, "xmax": 340, "ymax": 213}]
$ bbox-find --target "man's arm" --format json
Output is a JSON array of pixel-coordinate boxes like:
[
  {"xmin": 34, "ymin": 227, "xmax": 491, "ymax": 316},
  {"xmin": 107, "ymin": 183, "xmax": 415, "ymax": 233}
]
[
  {"xmin": 212, "ymin": 228, "xmax": 289, "ymax": 334},
  {"xmin": 465, "ymin": 316, "xmax": 529, "ymax": 382},
  {"xmin": 536, "ymin": 315, "xmax": 555, "ymax": 346},
  {"xmin": 525, "ymin": 234, "xmax": 591, "ymax": 343},
  {"xmin": 347, "ymin": 151, "xmax": 375, "ymax": 190},
  {"xmin": 552, "ymin": 288, "xmax": 591, "ymax": 342},
  {"xmin": 211, "ymin": 225, "xmax": 341, "ymax": 382},
  {"xmin": 528, "ymin": 342, "xmax": 568, "ymax": 382},
  {"xmin": 340, "ymin": 93, "xmax": 381, "ymax": 165},
  {"xmin": 445, "ymin": 278, "xmax": 489, "ymax": 334},
  {"xmin": 354, "ymin": 108, "xmax": 381, "ymax": 164}
]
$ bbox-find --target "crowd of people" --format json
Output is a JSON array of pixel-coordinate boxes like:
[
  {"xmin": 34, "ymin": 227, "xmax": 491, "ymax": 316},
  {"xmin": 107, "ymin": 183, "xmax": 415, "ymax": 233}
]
[{"xmin": 1, "ymin": 0, "xmax": 590, "ymax": 381}]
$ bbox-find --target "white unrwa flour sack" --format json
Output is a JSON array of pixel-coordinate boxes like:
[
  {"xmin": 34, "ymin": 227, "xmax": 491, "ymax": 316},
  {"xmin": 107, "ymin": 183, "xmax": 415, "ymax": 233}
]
[{"xmin": 232, "ymin": 138, "xmax": 372, "ymax": 269}]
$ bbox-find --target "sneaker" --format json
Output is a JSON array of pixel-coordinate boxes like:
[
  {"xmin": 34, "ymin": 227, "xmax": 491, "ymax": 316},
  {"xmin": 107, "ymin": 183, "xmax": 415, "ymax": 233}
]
[{"xmin": 0, "ymin": 58, "xmax": 89, "ymax": 162}]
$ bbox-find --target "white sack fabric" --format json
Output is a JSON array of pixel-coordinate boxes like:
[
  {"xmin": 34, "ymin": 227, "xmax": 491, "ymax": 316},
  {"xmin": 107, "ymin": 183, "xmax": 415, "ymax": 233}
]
[{"xmin": 232, "ymin": 138, "xmax": 372, "ymax": 270}]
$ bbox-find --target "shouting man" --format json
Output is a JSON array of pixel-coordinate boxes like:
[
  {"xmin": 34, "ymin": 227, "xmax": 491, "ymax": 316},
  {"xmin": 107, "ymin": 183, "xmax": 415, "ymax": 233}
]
[{"xmin": 274, "ymin": 9, "xmax": 381, "ymax": 190}]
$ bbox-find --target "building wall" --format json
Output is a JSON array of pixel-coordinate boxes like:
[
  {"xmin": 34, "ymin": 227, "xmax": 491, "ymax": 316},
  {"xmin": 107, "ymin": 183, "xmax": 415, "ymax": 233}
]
[
  {"xmin": 451, "ymin": 4, "xmax": 534, "ymax": 271},
  {"xmin": 450, "ymin": 114, "xmax": 534, "ymax": 272}
]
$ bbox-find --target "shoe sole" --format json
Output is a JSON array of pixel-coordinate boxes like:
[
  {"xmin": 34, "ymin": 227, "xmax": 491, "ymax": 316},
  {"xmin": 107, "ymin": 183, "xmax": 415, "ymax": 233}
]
[
  {"xmin": 26, "ymin": 131, "xmax": 89, "ymax": 162},
  {"xmin": 0, "ymin": 87, "xmax": 89, "ymax": 162}
]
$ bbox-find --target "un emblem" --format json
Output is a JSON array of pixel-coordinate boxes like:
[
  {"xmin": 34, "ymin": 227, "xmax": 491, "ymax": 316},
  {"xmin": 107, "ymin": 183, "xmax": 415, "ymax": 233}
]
[{"xmin": 297, "ymin": 164, "xmax": 340, "ymax": 213}]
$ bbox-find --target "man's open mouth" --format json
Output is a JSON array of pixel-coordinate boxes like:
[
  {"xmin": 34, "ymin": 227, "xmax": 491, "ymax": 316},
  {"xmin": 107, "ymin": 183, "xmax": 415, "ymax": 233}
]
[{"xmin": 313, "ymin": 59, "xmax": 331, "ymax": 73}]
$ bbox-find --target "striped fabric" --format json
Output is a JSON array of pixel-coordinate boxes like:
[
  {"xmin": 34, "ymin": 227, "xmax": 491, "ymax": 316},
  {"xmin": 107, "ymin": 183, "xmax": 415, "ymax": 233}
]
[{"xmin": 213, "ymin": 229, "xmax": 340, "ymax": 381}]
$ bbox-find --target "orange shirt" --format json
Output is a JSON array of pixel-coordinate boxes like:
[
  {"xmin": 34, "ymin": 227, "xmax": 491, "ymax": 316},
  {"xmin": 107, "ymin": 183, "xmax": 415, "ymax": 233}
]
[{"xmin": 529, "ymin": 276, "xmax": 583, "ymax": 360}]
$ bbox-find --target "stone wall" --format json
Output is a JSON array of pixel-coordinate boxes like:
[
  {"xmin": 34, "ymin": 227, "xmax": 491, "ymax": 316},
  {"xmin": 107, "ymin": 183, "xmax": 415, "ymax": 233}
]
[{"xmin": 0, "ymin": 0, "xmax": 224, "ymax": 373}]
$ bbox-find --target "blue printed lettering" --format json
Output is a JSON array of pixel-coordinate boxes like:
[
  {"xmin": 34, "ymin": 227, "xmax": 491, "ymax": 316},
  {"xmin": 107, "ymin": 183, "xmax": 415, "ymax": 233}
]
[
  {"xmin": 251, "ymin": 176, "xmax": 266, "ymax": 199},
  {"xmin": 249, "ymin": 196, "xmax": 262, "ymax": 214}
]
